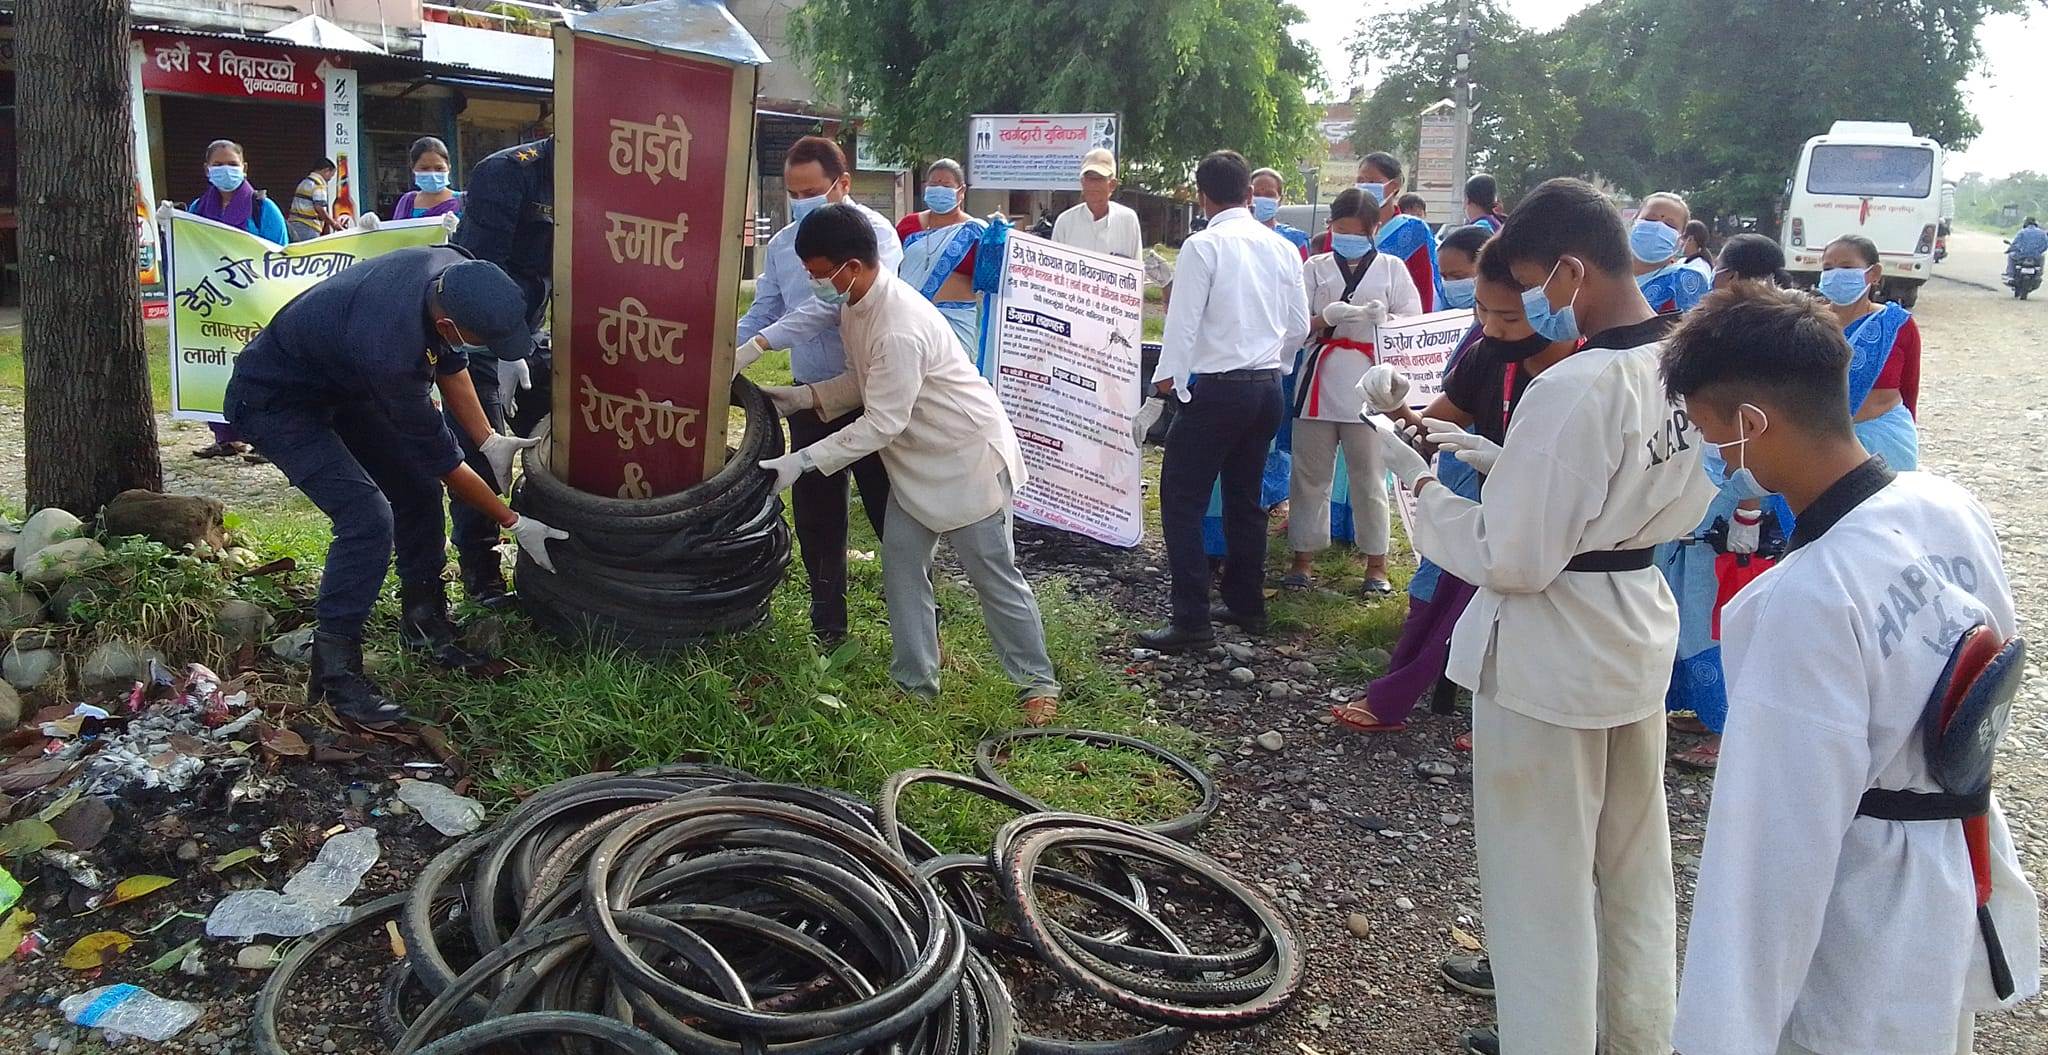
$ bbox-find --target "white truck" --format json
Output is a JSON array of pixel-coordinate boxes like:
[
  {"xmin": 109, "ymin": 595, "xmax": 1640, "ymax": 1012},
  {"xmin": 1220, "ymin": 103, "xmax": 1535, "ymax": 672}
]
[{"xmin": 1781, "ymin": 121, "xmax": 1945, "ymax": 307}]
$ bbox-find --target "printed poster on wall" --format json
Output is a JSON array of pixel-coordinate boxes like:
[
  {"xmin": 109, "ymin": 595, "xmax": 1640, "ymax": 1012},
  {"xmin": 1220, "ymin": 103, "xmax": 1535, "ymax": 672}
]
[
  {"xmin": 163, "ymin": 210, "xmax": 447, "ymax": 422},
  {"xmin": 992, "ymin": 231, "xmax": 1146, "ymax": 548}
]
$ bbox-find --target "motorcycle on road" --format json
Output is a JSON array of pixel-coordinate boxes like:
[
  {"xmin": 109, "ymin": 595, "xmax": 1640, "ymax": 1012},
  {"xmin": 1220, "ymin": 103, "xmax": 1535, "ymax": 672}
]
[{"xmin": 2006, "ymin": 242, "xmax": 2042, "ymax": 300}]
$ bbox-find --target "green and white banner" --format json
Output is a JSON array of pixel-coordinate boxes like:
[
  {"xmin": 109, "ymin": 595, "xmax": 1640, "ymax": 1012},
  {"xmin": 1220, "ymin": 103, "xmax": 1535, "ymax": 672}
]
[{"xmin": 164, "ymin": 210, "xmax": 447, "ymax": 422}]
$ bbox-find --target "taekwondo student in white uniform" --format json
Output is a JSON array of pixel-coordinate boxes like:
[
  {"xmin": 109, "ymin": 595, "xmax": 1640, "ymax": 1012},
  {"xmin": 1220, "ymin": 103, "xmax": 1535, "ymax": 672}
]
[
  {"xmin": 1371, "ymin": 178, "xmax": 1718, "ymax": 1055},
  {"xmin": 1662, "ymin": 289, "xmax": 2039, "ymax": 1055}
]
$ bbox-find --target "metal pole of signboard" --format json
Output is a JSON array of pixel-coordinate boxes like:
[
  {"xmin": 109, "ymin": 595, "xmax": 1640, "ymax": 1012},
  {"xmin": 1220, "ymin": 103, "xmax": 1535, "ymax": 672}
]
[{"xmin": 1452, "ymin": 0, "xmax": 1472, "ymax": 202}]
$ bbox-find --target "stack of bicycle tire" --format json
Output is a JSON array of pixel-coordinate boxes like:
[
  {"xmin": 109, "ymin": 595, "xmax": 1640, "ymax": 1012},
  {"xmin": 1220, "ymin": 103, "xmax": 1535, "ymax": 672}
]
[{"xmin": 249, "ymin": 732, "xmax": 1304, "ymax": 1055}]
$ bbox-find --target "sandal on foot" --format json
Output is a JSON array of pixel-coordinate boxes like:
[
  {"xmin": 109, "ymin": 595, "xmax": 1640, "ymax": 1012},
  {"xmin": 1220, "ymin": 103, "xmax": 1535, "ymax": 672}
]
[
  {"xmin": 1330, "ymin": 703, "xmax": 1406, "ymax": 733},
  {"xmin": 1360, "ymin": 577, "xmax": 1394, "ymax": 596},
  {"xmin": 1454, "ymin": 731, "xmax": 1473, "ymax": 752},
  {"xmin": 1279, "ymin": 571, "xmax": 1313, "ymax": 592},
  {"xmin": 1668, "ymin": 714, "xmax": 1713, "ymax": 735},
  {"xmin": 194, "ymin": 441, "xmax": 244, "ymax": 459},
  {"xmin": 1671, "ymin": 740, "xmax": 1721, "ymax": 770},
  {"xmin": 1021, "ymin": 694, "xmax": 1058, "ymax": 727}
]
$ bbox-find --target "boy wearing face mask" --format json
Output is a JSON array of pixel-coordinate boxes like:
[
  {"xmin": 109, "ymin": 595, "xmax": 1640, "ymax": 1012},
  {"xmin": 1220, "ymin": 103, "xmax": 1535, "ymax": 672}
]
[
  {"xmin": 1631, "ymin": 192, "xmax": 1710, "ymax": 314},
  {"xmin": 1665, "ymin": 288, "xmax": 2037, "ymax": 1055},
  {"xmin": 1370, "ymin": 178, "xmax": 1718, "ymax": 1055},
  {"xmin": 1249, "ymin": 167, "xmax": 1312, "ymax": 259},
  {"xmin": 734, "ymin": 136, "xmax": 904, "ymax": 644}
]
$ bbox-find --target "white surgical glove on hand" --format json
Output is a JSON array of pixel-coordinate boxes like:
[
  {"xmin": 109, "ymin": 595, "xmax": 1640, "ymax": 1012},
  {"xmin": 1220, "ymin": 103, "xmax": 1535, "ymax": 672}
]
[
  {"xmin": 1373, "ymin": 420, "xmax": 1432, "ymax": 489},
  {"xmin": 480, "ymin": 432, "xmax": 542, "ymax": 493},
  {"xmin": 1727, "ymin": 507, "xmax": 1762, "ymax": 555},
  {"xmin": 508, "ymin": 515, "xmax": 568, "ymax": 573},
  {"xmin": 760, "ymin": 384, "xmax": 811, "ymax": 419},
  {"xmin": 349, "ymin": 213, "xmax": 374, "ymax": 232},
  {"xmin": 1358, "ymin": 363, "xmax": 1411, "ymax": 415},
  {"xmin": 1321, "ymin": 301, "xmax": 1367, "ymax": 327},
  {"xmin": 440, "ymin": 212, "xmax": 464, "ymax": 239},
  {"xmin": 496, "ymin": 357, "xmax": 532, "ymax": 418},
  {"xmin": 735, "ymin": 335, "xmax": 770, "ymax": 373},
  {"xmin": 1144, "ymin": 249, "xmax": 1175, "ymax": 288},
  {"xmin": 1424, "ymin": 417, "xmax": 1502, "ymax": 474},
  {"xmin": 760, "ymin": 452, "xmax": 806, "ymax": 493},
  {"xmin": 1130, "ymin": 397, "xmax": 1166, "ymax": 446}
]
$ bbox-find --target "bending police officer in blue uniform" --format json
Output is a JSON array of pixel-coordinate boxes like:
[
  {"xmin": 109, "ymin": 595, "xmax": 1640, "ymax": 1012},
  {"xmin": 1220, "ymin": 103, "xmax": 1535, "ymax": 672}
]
[
  {"xmin": 450, "ymin": 136, "xmax": 554, "ymax": 607},
  {"xmin": 224, "ymin": 248, "xmax": 568, "ymax": 727}
]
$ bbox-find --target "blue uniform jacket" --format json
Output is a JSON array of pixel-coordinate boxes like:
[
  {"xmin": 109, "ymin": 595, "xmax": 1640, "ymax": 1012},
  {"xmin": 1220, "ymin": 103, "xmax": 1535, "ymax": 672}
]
[
  {"xmin": 226, "ymin": 246, "xmax": 474, "ymax": 478},
  {"xmin": 453, "ymin": 137, "xmax": 553, "ymax": 339}
]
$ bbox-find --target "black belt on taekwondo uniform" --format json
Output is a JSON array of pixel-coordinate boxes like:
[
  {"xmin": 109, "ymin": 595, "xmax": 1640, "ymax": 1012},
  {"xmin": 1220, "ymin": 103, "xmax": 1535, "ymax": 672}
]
[{"xmin": 1564, "ymin": 547, "xmax": 1656, "ymax": 572}]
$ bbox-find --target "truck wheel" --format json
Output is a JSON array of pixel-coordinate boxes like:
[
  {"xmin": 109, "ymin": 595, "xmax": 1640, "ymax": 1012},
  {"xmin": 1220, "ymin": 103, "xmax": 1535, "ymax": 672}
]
[{"xmin": 1895, "ymin": 283, "xmax": 1918, "ymax": 309}]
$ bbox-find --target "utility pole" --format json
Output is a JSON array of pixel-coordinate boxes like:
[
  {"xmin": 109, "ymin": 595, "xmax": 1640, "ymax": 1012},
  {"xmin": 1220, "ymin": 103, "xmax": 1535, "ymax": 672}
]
[{"xmin": 1452, "ymin": 0, "xmax": 1472, "ymax": 209}]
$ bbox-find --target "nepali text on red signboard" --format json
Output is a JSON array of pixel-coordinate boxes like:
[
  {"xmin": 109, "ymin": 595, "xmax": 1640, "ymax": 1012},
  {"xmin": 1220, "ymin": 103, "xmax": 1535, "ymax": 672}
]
[
  {"xmin": 558, "ymin": 34, "xmax": 741, "ymax": 497},
  {"xmin": 140, "ymin": 33, "xmax": 326, "ymax": 102}
]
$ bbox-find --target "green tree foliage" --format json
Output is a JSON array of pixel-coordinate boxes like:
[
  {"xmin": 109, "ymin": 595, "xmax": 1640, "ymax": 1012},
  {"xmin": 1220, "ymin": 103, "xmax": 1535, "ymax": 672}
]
[
  {"xmin": 1350, "ymin": 0, "xmax": 2018, "ymax": 221},
  {"xmin": 1954, "ymin": 171, "xmax": 2048, "ymax": 228},
  {"xmin": 789, "ymin": 0, "xmax": 1322, "ymax": 186}
]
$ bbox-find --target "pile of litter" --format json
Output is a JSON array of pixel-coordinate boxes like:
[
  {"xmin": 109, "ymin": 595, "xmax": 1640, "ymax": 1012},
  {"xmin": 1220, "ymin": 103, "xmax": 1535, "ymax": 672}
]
[{"xmin": 246, "ymin": 731, "xmax": 1301, "ymax": 1054}]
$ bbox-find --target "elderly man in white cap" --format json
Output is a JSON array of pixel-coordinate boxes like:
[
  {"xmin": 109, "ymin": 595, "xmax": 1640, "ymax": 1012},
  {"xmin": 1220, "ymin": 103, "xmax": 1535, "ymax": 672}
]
[{"xmin": 1052, "ymin": 148, "xmax": 1143, "ymax": 260}]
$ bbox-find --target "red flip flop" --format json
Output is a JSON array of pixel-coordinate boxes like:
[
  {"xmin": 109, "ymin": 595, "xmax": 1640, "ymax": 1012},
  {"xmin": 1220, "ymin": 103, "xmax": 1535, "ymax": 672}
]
[{"xmin": 1330, "ymin": 704, "xmax": 1407, "ymax": 733}]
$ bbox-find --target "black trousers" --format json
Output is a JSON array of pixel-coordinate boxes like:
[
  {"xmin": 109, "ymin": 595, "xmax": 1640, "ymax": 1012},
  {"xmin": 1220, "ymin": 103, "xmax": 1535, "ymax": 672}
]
[
  {"xmin": 788, "ymin": 409, "xmax": 892, "ymax": 636},
  {"xmin": 1159, "ymin": 374, "xmax": 1284, "ymax": 628}
]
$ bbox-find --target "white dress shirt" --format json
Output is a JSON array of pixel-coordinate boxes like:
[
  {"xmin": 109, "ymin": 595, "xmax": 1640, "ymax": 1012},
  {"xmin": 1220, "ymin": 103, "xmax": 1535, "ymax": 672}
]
[
  {"xmin": 734, "ymin": 199, "xmax": 903, "ymax": 384},
  {"xmin": 800, "ymin": 271, "xmax": 1027, "ymax": 533},
  {"xmin": 1675, "ymin": 470, "xmax": 2038, "ymax": 1055},
  {"xmin": 1415, "ymin": 318, "xmax": 1718, "ymax": 727},
  {"xmin": 1051, "ymin": 200, "xmax": 1143, "ymax": 260},
  {"xmin": 1149, "ymin": 208, "xmax": 1311, "ymax": 400}
]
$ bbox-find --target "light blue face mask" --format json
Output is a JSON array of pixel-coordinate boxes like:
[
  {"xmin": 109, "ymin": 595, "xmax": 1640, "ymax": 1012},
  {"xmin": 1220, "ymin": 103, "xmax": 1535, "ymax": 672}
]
[
  {"xmin": 922, "ymin": 185, "xmax": 959, "ymax": 213},
  {"xmin": 1356, "ymin": 182, "xmax": 1387, "ymax": 207},
  {"xmin": 415, "ymin": 171, "xmax": 450, "ymax": 193},
  {"xmin": 1629, "ymin": 218, "xmax": 1680, "ymax": 265},
  {"xmin": 1331, "ymin": 232, "xmax": 1374, "ymax": 261},
  {"xmin": 207, "ymin": 165, "xmax": 246, "ymax": 192},
  {"xmin": 1817, "ymin": 266, "xmax": 1870, "ymax": 305},
  {"xmin": 790, "ymin": 192, "xmax": 830, "ymax": 226},
  {"xmin": 1250, "ymin": 196, "xmax": 1280, "ymax": 222},
  {"xmin": 1439, "ymin": 276, "xmax": 1477, "ymax": 309},
  {"xmin": 1521, "ymin": 259, "xmax": 1581, "ymax": 343},
  {"xmin": 1709, "ymin": 403, "xmax": 1772, "ymax": 500},
  {"xmin": 809, "ymin": 262, "xmax": 851, "ymax": 306}
]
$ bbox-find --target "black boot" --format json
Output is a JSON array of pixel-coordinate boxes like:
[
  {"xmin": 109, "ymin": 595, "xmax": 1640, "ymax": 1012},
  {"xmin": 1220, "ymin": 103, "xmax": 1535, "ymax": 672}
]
[
  {"xmin": 309, "ymin": 631, "xmax": 408, "ymax": 727},
  {"xmin": 457, "ymin": 547, "xmax": 516, "ymax": 611},
  {"xmin": 398, "ymin": 581, "xmax": 491, "ymax": 671}
]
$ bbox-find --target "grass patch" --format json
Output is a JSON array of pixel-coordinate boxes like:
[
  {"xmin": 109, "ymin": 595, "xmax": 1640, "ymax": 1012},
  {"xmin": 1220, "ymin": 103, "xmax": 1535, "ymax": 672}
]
[{"xmin": 0, "ymin": 326, "xmax": 173, "ymax": 411}]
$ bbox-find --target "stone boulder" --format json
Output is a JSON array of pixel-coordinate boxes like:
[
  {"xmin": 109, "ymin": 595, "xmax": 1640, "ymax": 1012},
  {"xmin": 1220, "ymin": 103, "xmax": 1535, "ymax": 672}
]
[
  {"xmin": 102, "ymin": 490, "xmax": 229, "ymax": 554},
  {"xmin": 216, "ymin": 600, "xmax": 276, "ymax": 650},
  {"xmin": 0, "ymin": 680, "xmax": 20, "ymax": 728},
  {"xmin": 22, "ymin": 538, "xmax": 108, "ymax": 591},
  {"xmin": 80, "ymin": 639, "xmax": 167, "ymax": 697},
  {"xmin": 0, "ymin": 530, "xmax": 20, "ymax": 568},
  {"xmin": 0, "ymin": 576, "xmax": 43, "ymax": 632},
  {"xmin": 2, "ymin": 645, "xmax": 61, "ymax": 692},
  {"xmin": 13, "ymin": 508, "xmax": 83, "ymax": 574}
]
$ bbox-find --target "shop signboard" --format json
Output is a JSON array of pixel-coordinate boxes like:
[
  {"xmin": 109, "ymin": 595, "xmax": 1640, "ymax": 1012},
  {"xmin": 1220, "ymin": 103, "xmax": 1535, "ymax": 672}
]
[
  {"xmin": 967, "ymin": 113, "xmax": 1120, "ymax": 190},
  {"xmin": 139, "ymin": 32, "xmax": 326, "ymax": 102}
]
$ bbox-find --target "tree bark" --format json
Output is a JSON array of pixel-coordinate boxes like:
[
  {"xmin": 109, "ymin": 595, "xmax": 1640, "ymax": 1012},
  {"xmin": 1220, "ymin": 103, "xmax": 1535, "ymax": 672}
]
[{"xmin": 18, "ymin": 0, "xmax": 162, "ymax": 515}]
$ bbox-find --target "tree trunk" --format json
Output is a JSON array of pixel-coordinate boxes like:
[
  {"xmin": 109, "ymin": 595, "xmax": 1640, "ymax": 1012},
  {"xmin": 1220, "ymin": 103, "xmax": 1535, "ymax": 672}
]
[{"xmin": 18, "ymin": 0, "xmax": 162, "ymax": 515}]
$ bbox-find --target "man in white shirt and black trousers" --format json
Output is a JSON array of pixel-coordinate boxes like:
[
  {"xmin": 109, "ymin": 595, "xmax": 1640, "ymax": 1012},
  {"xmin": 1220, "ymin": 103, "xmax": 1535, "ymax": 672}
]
[
  {"xmin": 1134, "ymin": 150, "xmax": 1311, "ymax": 650},
  {"xmin": 1663, "ymin": 288, "xmax": 2038, "ymax": 1055},
  {"xmin": 1373, "ymin": 178, "xmax": 1718, "ymax": 1055}
]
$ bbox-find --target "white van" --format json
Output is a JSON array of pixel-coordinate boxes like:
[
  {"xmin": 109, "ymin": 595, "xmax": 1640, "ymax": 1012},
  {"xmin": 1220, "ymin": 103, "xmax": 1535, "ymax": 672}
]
[{"xmin": 1782, "ymin": 121, "xmax": 1944, "ymax": 307}]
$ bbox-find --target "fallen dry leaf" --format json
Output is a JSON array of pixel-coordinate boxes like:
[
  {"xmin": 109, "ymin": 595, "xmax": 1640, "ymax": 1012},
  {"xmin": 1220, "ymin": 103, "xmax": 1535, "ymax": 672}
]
[
  {"xmin": 0, "ymin": 819, "xmax": 62, "ymax": 857},
  {"xmin": 48, "ymin": 796, "xmax": 114, "ymax": 852},
  {"xmin": 58, "ymin": 930, "xmax": 134, "ymax": 969},
  {"xmin": 259, "ymin": 725, "xmax": 310, "ymax": 758},
  {"xmin": 96, "ymin": 875, "xmax": 176, "ymax": 912},
  {"xmin": 0, "ymin": 909, "xmax": 35, "ymax": 955},
  {"xmin": 1450, "ymin": 924, "xmax": 1484, "ymax": 952}
]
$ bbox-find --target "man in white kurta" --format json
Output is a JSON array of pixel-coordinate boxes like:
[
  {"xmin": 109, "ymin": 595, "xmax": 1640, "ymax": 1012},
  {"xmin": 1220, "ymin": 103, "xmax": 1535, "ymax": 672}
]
[
  {"xmin": 1375, "ymin": 179, "xmax": 1717, "ymax": 1055},
  {"xmin": 1662, "ymin": 289, "xmax": 2039, "ymax": 1055},
  {"xmin": 757, "ymin": 204, "xmax": 1059, "ymax": 719}
]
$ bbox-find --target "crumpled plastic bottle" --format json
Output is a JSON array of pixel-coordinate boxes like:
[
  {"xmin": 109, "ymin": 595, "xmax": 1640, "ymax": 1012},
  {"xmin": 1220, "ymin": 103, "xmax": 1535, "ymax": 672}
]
[
  {"xmin": 60, "ymin": 984, "xmax": 202, "ymax": 1041},
  {"xmin": 205, "ymin": 827, "xmax": 380, "ymax": 939},
  {"xmin": 395, "ymin": 780, "xmax": 486, "ymax": 836}
]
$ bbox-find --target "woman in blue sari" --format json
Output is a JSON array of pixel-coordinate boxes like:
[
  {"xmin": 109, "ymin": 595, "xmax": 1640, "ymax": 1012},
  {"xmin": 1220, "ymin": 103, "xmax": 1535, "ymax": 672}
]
[
  {"xmin": 896, "ymin": 158, "xmax": 993, "ymax": 379},
  {"xmin": 1819, "ymin": 234, "xmax": 1920, "ymax": 470}
]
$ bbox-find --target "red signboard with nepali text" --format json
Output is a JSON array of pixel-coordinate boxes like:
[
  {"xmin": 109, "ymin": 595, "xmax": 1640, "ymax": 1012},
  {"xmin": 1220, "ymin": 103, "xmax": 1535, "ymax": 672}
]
[
  {"xmin": 551, "ymin": 27, "xmax": 755, "ymax": 497},
  {"xmin": 139, "ymin": 32, "xmax": 326, "ymax": 102}
]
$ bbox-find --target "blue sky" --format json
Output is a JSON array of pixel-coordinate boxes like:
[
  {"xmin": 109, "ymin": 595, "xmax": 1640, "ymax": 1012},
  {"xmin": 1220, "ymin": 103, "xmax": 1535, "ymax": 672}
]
[{"xmin": 1292, "ymin": 0, "xmax": 2037, "ymax": 178}]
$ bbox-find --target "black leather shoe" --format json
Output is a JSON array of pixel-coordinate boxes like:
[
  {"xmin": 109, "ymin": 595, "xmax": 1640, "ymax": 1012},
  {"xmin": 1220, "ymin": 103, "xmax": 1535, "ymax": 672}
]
[
  {"xmin": 1459, "ymin": 1025, "xmax": 1499, "ymax": 1055},
  {"xmin": 399, "ymin": 582, "xmax": 491, "ymax": 670},
  {"xmin": 458, "ymin": 549, "xmax": 517, "ymax": 611},
  {"xmin": 309, "ymin": 631, "xmax": 408, "ymax": 727},
  {"xmin": 1137, "ymin": 623, "xmax": 1214, "ymax": 652},
  {"xmin": 1209, "ymin": 605, "xmax": 1268, "ymax": 634}
]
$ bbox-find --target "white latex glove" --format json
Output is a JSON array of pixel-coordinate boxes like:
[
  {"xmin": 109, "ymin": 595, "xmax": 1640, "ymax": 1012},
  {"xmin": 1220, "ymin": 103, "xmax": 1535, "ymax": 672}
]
[
  {"xmin": 440, "ymin": 211, "xmax": 464, "ymax": 239},
  {"xmin": 735, "ymin": 335, "xmax": 769, "ymax": 373},
  {"xmin": 1321, "ymin": 301, "xmax": 1368, "ymax": 327},
  {"xmin": 507, "ymin": 515, "xmax": 568, "ymax": 573},
  {"xmin": 480, "ymin": 432, "xmax": 542, "ymax": 493},
  {"xmin": 1144, "ymin": 249, "xmax": 1175, "ymax": 288},
  {"xmin": 1130, "ymin": 397, "xmax": 1166, "ymax": 446},
  {"xmin": 1727, "ymin": 507, "xmax": 1762, "ymax": 555},
  {"xmin": 1372, "ymin": 420, "xmax": 1432, "ymax": 489},
  {"xmin": 760, "ymin": 451, "xmax": 805, "ymax": 492},
  {"xmin": 760, "ymin": 384, "xmax": 811, "ymax": 419},
  {"xmin": 349, "ymin": 213, "xmax": 375, "ymax": 232},
  {"xmin": 1357, "ymin": 363, "xmax": 1411, "ymax": 415},
  {"xmin": 496, "ymin": 357, "xmax": 532, "ymax": 418},
  {"xmin": 1424, "ymin": 417, "xmax": 1503, "ymax": 474}
]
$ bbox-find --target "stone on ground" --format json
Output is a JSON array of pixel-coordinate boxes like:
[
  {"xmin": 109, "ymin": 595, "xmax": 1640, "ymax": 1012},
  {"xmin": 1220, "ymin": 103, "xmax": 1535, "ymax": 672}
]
[
  {"xmin": 0, "ymin": 576, "xmax": 44, "ymax": 631},
  {"xmin": 2, "ymin": 646, "xmax": 61, "ymax": 692},
  {"xmin": 13, "ymin": 508, "xmax": 83, "ymax": 574},
  {"xmin": 22, "ymin": 538, "xmax": 108, "ymax": 590},
  {"xmin": 216, "ymin": 600, "xmax": 276, "ymax": 650},
  {"xmin": 80, "ymin": 639, "xmax": 167, "ymax": 696},
  {"xmin": 0, "ymin": 680, "xmax": 20, "ymax": 728}
]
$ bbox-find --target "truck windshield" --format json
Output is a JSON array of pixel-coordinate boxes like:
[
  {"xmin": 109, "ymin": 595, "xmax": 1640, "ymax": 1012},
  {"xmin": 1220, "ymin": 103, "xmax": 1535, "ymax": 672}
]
[{"xmin": 1806, "ymin": 144, "xmax": 1934, "ymax": 198}]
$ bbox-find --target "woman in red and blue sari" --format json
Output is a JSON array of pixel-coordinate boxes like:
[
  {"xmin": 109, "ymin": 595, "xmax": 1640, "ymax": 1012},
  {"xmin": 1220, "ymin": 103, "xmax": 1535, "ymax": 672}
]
[
  {"xmin": 896, "ymin": 158, "xmax": 993, "ymax": 379},
  {"xmin": 1310, "ymin": 152, "xmax": 1444, "ymax": 311},
  {"xmin": 1820, "ymin": 234, "xmax": 1920, "ymax": 470}
]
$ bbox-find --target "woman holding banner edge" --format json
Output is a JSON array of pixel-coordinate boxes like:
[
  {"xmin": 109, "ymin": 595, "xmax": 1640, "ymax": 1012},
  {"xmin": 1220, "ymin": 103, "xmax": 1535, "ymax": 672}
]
[{"xmin": 189, "ymin": 138, "xmax": 288, "ymax": 460}]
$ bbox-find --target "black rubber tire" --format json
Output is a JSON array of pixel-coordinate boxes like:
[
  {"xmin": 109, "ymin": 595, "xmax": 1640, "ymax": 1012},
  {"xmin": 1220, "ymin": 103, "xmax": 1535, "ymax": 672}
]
[{"xmin": 972, "ymin": 730, "xmax": 1218, "ymax": 841}]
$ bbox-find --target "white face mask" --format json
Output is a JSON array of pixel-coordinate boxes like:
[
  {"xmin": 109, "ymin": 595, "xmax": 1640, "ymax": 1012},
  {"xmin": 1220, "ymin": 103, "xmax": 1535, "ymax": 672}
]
[{"xmin": 1707, "ymin": 403, "xmax": 1772, "ymax": 500}]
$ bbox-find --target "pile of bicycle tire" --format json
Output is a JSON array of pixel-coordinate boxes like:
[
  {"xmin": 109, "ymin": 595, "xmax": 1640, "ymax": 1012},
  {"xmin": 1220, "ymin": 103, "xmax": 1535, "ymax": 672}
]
[
  {"xmin": 249, "ymin": 730, "xmax": 1303, "ymax": 1055},
  {"xmin": 510, "ymin": 376, "xmax": 792, "ymax": 651}
]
